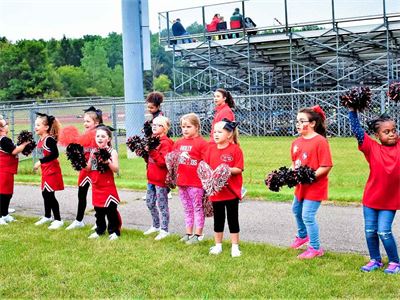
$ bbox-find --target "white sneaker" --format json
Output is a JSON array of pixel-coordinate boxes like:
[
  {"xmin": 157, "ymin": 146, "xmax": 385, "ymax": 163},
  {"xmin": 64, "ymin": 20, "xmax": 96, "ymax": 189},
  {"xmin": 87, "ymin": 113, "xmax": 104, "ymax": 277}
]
[
  {"xmin": 231, "ymin": 247, "xmax": 242, "ymax": 257},
  {"xmin": 109, "ymin": 233, "xmax": 119, "ymax": 241},
  {"xmin": 65, "ymin": 220, "xmax": 85, "ymax": 230},
  {"xmin": 8, "ymin": 208, "xmax": 16, "ymax": 214},
  {"xmin": 142, "ymin": 195, "xmax": 147, "ymax": 200},
  {"xmin": 48, "ymin": 220, "xmax": 64, "ymax": 230},
  {"xmin": 88, "ymin": 232, "xmax": 100, "ymax": 239},
  {"xmin": 155, "ymin": 230, "xmax": 170, "ymax": 240},
  {"xmin": 143, "ymin": 226, "xmax": 160, "ymax": 235},
  {"xmin": 168, "ymin": 192, "xmax": 172, "ymax": 199},
  {"xmin": 209, "ymin": 245, "xmax": 223, "ymax": 255},
  {"xmin": 3, "ymin": 215, "xmax": 15, "ymax": 223},
  {"xmin": 0, "ymin": 218, "xmax": 8, "ymax": 226},
  {"xmin": 35, "ymin": 216, "xmax": 53, "ymax": 226},
  {"xmin": 91, "ymin": 224, "xmax": 97, "ymax": 231}
]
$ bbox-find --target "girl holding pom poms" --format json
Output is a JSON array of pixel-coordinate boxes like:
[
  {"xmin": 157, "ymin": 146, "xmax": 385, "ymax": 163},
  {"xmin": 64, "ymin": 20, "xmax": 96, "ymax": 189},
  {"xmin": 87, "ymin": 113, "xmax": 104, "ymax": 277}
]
[
  {"xmin": 34, "ymin": 113, "xmax": 65, "ymax": 229},
  {"xmin": 65, "ymin": 106, "xmax": 103, "ymax": 230},
  {"xmin": 0, "ymin": 116, "xmax": 30, "ymax": 224},
  {"xmin": 86, "ymin": 125, "xmax": 121, "ymax": 240},
  {"xmin": 290, "ymin": 106, "xmax": 333, "ymax": 259},
  {"xmin": 204, "ymin": 119, "xmax": 244, "ymax": 257},
  {"xmin": 348, "ymin": 108, "xmax": 400, "ymax": 274}
]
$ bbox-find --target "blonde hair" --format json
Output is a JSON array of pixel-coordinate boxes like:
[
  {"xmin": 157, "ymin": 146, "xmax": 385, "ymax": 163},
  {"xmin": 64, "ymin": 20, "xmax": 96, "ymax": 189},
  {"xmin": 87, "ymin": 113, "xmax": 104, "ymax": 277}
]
[
  {"xmin": 37, "ymin": 116, "xmax": 62, "ymax": 141},
  {"xmin": 85, "ymin": 111, "xmax": 103, "ymax": 124},
  {"xmin": 180, "ymin": 113, "xmax": 201, "ymax": 135},
  {"xmin": 153, "ymin": 116, "xmax": 171, "ymax": 133}
]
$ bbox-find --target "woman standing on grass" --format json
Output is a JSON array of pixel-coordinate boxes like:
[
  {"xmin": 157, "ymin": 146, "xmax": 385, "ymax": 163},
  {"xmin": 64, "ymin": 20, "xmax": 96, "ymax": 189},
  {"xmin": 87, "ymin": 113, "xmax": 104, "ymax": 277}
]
[{"xmin": 348, "ymin": 108, "xmax": 400, "ymax": 274}]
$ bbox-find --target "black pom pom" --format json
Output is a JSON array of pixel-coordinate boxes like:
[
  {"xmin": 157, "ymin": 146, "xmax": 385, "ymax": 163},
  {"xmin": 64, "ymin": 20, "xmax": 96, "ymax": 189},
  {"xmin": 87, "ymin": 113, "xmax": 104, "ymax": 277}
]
[
  {"xmin": 296, "ymin": 165, "xmax": 316, "ymax": 184},
  {"xmin": 94, "ymin": 148, "xmax": 111, "ymax": 173},
  {"xmin": 388, "ymin": 81, "xmax": 400, "ymax": 102},
  {"xmin": 126, "ymin": 135, "xmax": 160, "ymax": 158},
  {"xmin": 147, "ymin": 136, "xmax": 160, "ymax": 151},
  {"xmin": 16, "ymin": 130, "xmax": 36, "ymax": 156},
  {"xmin": 66, "ymin": 143, "xmax": 87, "ymax": 171},
  {"xmin": 143, "ymin": 121, "xmax": 153, "ymax": 137},
  {"xmin": 265, "ymin": 167, "xmax": 287, "ymax": 192},
  {"xmin": 340, "ymin": 86, "xmax": 372, "ymax": 111}
]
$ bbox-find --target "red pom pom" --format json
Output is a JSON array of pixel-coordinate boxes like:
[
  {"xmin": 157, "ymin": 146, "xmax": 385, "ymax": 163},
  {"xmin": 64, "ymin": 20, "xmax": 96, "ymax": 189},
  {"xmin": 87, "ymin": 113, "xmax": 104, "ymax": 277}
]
[
  {"xmin": 58, "ymin": 126, "xmax": 79, "ymax": 146},
  {"xmin": 78, "ymin": 129, "xmax": 97, "ymax": 148}
]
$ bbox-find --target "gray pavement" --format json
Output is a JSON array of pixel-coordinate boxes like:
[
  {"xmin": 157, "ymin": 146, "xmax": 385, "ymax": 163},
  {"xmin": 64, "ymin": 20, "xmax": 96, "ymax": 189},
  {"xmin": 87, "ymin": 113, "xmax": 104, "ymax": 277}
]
[{"xmin": 10, "ymin": 184, "xmax": 400, "ymax": 255}]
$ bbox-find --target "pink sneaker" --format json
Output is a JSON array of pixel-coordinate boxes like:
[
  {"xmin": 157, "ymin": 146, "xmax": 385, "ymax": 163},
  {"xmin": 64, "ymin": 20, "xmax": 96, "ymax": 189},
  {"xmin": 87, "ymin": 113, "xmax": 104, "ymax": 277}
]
[
  {"xmin": 290, "ymin": 236, "xmax": 309, "ymax": 249},
  {"xmin": 297, "ymin": 246, "xmax": 324, "ymax": 259}
]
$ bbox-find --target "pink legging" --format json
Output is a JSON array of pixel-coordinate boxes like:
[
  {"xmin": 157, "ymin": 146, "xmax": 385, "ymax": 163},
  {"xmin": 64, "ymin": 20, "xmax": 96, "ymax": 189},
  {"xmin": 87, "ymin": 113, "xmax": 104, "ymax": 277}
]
[{"xmin": 178, "ymin": 186, "xmax": 205, "ymax": 229}]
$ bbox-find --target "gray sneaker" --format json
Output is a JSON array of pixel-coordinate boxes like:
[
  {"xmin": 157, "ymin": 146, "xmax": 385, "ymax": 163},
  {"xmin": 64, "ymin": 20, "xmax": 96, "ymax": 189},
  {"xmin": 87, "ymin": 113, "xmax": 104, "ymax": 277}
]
[
  {"xmin": 180, "ymin": 234, "xmax": 191, "ymax": 242},
  {"xmin": 186, "ymin": 235, "xmax": 202, "ymax": 245}
]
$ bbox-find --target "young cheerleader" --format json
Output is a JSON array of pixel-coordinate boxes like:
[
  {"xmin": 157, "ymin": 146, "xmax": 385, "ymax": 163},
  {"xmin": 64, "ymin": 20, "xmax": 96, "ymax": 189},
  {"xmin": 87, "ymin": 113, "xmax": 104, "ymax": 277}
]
[
  {"xmin": 65, "ymin": 106, "xmax": 103, "ymax": 230},
  {"xmin": 173, "ymin": 113, "xmax": 209, "ymax": 244},
  {"xmin": 205, "ymin": 119, "xmax": 244, "ymax": 257},
  {"xmin": 290, "ymin": 105, "xmax": 333, "ymax": 259},
  {"xmin": 143, "ymin": 116, "xmax": 174, "ymax": 240},
  {"xmin": 143, "ymin": 91, "xmax": 165, "ymax": 136},
  {"xmin": 349, "ymin": 109, "xmax": 400, "ymax": 274},
  {"xmin": 34, "ymin": 113, "xmax": 65, "ymax": 229},
  {"xmin": 0, "ymin": 115, "xmax": 29, "ymax": 225},
  {"xmin": 86, "ymin": 125, "xmax": 121, "ymax": 240},
  {"xmin": 210, "ymin": 88, "xmax": 235, "ymax": 144}
]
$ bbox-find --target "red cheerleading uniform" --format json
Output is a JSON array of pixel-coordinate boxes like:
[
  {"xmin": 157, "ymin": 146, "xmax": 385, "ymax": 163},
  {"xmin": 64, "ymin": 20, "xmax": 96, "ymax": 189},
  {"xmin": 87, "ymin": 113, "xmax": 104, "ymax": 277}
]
[
  {"xmin": 359, "ymin": 134, "xmax": 400, "ymax": 210},
  {"xmin": 0, "ymin": 136, "xmax": 18, "ymax": 194},
  {"xmin": 90, "ymin": 147, "xmax": 120, "ymax": 207},
  {"xmin": 147, "ymin": 135, "xmax": 174, "ymax": 187},
  {"xmin": 210, "ymin": 103, "xmax": 235, "ymax": 143},
  {"xmin": 37, "ymin": 136, "xmax": 64, "ymax": 192},
  {"xmin": 204, "ymin": 143, "xmax": 244, "ymax": 202},
  {"xmin": 291, "ymin": 134, "xmax": 333, "ymax": 202},
  {"xmin": 173, "ymin": 136, "xmax": 209, "ymax": 188},
  {"xmin": 77, "ymin": 130, "xmax": 97, "ymax": 187}
]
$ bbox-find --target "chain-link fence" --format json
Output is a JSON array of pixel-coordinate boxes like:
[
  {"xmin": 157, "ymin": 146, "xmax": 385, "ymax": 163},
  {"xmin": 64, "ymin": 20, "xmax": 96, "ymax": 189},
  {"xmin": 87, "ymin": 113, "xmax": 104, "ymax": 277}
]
[{"xmin": 1, "ymin": 89, "xmax": 399, "ymax": 160}]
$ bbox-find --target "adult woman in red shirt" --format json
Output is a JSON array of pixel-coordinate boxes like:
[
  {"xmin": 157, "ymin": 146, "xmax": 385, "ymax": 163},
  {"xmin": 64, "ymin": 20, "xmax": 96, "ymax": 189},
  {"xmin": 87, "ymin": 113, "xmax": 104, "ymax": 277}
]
[{"xmin": 210, "ymin": 88, "xmax": 235, "ymax": 144}]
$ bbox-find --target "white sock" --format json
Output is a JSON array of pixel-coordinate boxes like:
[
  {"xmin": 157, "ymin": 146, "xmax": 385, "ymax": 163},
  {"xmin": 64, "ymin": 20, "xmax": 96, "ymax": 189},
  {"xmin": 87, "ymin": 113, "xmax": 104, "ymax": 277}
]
[{"xmin": 232, "ymin": 243, "xmax": 240, "ymax": 250}]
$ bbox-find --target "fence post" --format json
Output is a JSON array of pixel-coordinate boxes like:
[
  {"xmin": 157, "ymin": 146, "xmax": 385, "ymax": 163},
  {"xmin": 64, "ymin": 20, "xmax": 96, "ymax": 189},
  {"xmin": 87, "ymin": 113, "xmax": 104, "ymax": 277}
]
[
  {"xmin": 111, "ymin": 104, "xmax": 118, "ymax": 155},
  {"xmin": 30, "ymin": 105, "xmax": 37, "ymax": 167},
  {"xmin": 10, "ymin": 108, "xmax": 15, "ymax": 142}
]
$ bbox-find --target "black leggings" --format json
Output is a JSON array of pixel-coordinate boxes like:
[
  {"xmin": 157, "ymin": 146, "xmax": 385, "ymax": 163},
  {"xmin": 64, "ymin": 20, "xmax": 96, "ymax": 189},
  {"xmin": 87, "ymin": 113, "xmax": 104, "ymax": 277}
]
[
  {"xmin": 212, "ymin": 199, "xmax": 240, "ymax": 233},
  {"xmin": 94, "ymin": 202, "xmax": 121, "ymax": 236},
  {"xmin": 42, "ymin": 190, "xmax": 61, "ymax": 221},
  {"xmin": 0, "ymin": 194, "xmax": 12, "ymax": 217},
  {"xmin": 76, "ymin": 182, "xmax": 90, "ymax": 222}
]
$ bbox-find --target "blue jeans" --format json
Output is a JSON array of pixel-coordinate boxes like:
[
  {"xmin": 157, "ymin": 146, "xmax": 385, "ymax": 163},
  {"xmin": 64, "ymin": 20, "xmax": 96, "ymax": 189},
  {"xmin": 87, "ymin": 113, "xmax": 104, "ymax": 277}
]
[
  {"xmin": 292, "ymin": 197, "xmax": 322, "ymax": 250},
  {"xmin": 363, "ymin": 206, "xmax": 399, "ymax": 263}
]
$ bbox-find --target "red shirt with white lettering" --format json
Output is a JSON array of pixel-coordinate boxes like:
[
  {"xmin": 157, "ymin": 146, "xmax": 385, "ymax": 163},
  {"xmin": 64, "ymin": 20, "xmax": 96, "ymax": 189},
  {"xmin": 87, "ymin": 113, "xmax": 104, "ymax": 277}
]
[
  {"xmin": 291, "ymin": 134, "xmax": 333, "ymax": 201},
  {"xmin": 359, "ymin": 133, "xmax": 400, "ymax": 210},
  {"xmin": 210, "ymin": 103, "xmax": 235, "ymax": 143},
  {"xmin": 204, "ymin": 143, "xmax": 244, "ymax": 201},
  {"xmin": 173, "ymin": 136, "xmax": 209, "ymax": 188}
]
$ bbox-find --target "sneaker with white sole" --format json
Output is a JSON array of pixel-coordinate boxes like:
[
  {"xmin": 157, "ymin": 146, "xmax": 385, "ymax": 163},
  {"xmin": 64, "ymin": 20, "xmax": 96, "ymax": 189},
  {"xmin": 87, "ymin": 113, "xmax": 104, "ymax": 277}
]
[
  {"xmin": 209, "ymin": 245, "xmax": 223, "ymax": 255},
  {"xmin": 155, "ymin": 230, "xmax": 170, "ymax": 240},
  {"xmin": 88, "ymin": 232, "xmax": 100, "ymax": 239},
  {"xmin": 180, "ymin": 234, "xmax": 192, "ymax": 242},
  {"xmin": 0, "ymin": 218, "xmax": 8, "ymax": 226},
  {"xmin": 91, "ymin": 224, "xmax": 97, "ymax": 231},
  {"xmin": 48, "ymin": 220, "xmax": 64, "ymax": 230},
  {"xmin": 35, "ymin": 216, "xmax": 53, "ymax": 226},
  {"xmin": 231, "ymin": 247, "xmax": 242, "ymax": 257},
  {"xmin": 8, "ymin": 208, "xmax": 16, "ymax": 214},
  {"xmin": 109, "ymin": 233, "xmax": 119, "ymax": 241},
  {"xmin": 143, "ymin": 226, "xmax": 160, "ymax": 235},
  {"xmin": 186, "ymin": 235, "xmax": 204, "ymax": 245},
  {"xmin": 2, "ymin": 215, "xmax": 15, "ymax": 223},
  {"xmin": 65, "ymin": 220, "xmax": 85, "ymax": 230}
]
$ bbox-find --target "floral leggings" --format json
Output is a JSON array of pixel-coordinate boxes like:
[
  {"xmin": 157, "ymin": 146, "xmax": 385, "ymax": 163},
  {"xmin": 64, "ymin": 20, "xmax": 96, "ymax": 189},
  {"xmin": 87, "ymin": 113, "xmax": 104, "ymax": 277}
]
[{"xmin": 146, "ymin": 183, "xmax": 169, "ymax": 231}]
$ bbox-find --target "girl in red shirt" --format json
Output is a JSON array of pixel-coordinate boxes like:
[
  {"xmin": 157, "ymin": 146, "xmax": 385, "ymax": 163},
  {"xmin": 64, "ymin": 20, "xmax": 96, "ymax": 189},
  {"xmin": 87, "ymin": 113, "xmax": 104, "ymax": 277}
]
[
  {"xmin": 174, "ymin": 113, "xmax": 209, "ymax": 244},
  {"xmin": 205, "ymin": 120, "xmax": 244, "ymax": 257},
  {"xmin": 0, "ymin": 116, "xmax": 29, "ymax": 225},
  {"xmin": 349, "ymin": 109, "xmax": 400, "ymax": 274},
  {"xmin": 86, "ymin": 126, "xmax": 121, "ymax": 240},
  {"xmin": 143, "ymin": 116, "xmax": 174, "ymax": 241},
  {"xmin": 210, "ymin": 88, "xmax": 235, "ymax": 143},
  {"xmin": 290, "ymin": 106, "xmax": 333, "ymax": 259},
  {"xmin": 66, "ymin": 106, "xmax": 102, "ymax": 231},
  {"xmin": 34, "ymin": 113, "xmax": 65, "ymax": 230}
]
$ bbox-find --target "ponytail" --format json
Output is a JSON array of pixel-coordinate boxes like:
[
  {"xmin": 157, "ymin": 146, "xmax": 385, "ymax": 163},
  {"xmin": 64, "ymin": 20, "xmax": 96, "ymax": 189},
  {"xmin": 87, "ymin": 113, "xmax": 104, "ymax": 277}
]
[{"xmin": 216, "ymin": 88, "xmax": 235, "ymax": 109}]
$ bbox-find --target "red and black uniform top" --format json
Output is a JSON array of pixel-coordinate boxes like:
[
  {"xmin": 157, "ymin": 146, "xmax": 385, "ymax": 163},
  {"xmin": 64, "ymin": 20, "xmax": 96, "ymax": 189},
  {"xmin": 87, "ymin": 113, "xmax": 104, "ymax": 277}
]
[{"xmin": 0, "ymin": 136, "xmax": 18, "ymax": 194}]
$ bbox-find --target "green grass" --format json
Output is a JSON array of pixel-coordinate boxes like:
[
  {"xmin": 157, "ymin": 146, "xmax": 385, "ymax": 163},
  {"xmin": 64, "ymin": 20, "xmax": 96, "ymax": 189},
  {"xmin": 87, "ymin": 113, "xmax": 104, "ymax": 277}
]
[
  {"xmin": 15, "ymin": 136, "xmax": 368, "ymax": 202},
  {"xmin": 1, "ymin": 216, "xmax": 399, "ymax": 298}
]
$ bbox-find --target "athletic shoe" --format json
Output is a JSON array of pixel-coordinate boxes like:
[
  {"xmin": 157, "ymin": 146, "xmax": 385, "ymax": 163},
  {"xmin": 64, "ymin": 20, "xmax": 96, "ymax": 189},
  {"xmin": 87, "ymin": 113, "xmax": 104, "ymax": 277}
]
[
  {"xmin": 143, "ymin": 226, "xmax": 160, "ymax": 235},
  {"xmin": 109, "ymin": 233, "xmax": 119, "ymax": 241},
  {"xmin": 297, "ymin": 246, "xmax": 324, "ymax": 259},
  {"xmin": 209, "ymin": 245, "xmax": 223, "ymax": 255},
  {"xmin": 35, "ymin": 216, "xmax": 53, "ymax": 226},
  {"xmin": 384, "ymin": 262, "xmax": 400, "ymax": 274},
  {"xmin": 65, "ymin": 220, "xmax": 85, "ymax": 230},
  {"xmin": 142, "ymin": 195, "xmax": 147, "ymax": 200},
  {"xmin": 155, "ymin": 230, "xmax": 170, "ymax": 241},
  {"xmin": 91, "ymin": 224, "xmax": 97, "ymax": 231},
  {"xmin": 180, "ymin": 234, "xmax": 192, "ymax": 242},
  {"xmin": 361, "ymin": 259, "xmax": 383, "ymax": 272},
  {"xmin": 88, "ymin": 232, "xmax": 100, "ymax": 239},
  {"xmin": 2, "ymin": 215, "xmax": 15, "ymax": 223},
  {"xmin": 186, "ymin": 235, "xmax": 204, "ymax": 245},
  {"xmin": 231, "ymin": 247, "xmax": 242, "ymax": 258},
  {"xmin": 0, "ymin": 218, "xmax": 8, "ymax": 226},
  {"xmin": 8, "ymin": 208, "xmax": 15, "ymax": 214},
  {"xmin": 168, "ymin": 192, "xmax": 172, "ymax": 199},
  {"xmin": 290, "ymin": 236, "xmax": 309, "ymax": 249},
  {"xmin": 48, "ymin": 220, "xmax": 64, "ymax": 230}
]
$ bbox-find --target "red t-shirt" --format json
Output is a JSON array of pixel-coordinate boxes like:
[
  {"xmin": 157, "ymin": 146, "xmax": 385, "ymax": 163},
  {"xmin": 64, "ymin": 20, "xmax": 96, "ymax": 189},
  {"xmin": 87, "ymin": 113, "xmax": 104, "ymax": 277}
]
[
  {"xmin": 173, "ymin": 136, "xmax": 209, "ymax": 188},
  {"xmin": 210, "ymin": 103, "xmax": 235, "ymax": 143},
  {"xmin": 147, "ymin": 135, "xmax": 174, "ymax": 187},
  {"xmin": 359, "ymin": 133, "xmax": 400, "ymax": 210},
  {"xmin": 204, "ymin": 143, "xmax": 244, "ymax": 202},
  {"xmin": 291, "ymin": 134, "xmax": 333, "ymax": 201}
]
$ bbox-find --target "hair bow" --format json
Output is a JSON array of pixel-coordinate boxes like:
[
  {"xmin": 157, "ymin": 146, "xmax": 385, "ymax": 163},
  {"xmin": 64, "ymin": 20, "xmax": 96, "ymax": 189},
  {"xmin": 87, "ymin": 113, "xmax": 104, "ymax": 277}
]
[
  {"xmin": 83, "ymin": 106, "xmax": 103, "ymax": 117},
  {"xmin": 311, "ymin": 105, "xmax": 326, "ymax": 121},
  {"xmin": 35, "ymin": 112, "xmax": 55, "ymax": 128},
  {"xmin": 222, "ymin": 118, "xmax": 239, "ymax": 132}
]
